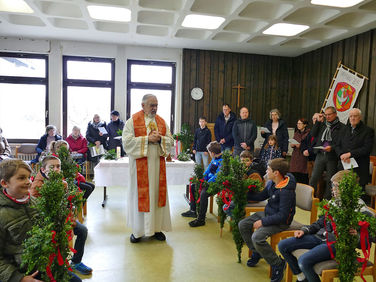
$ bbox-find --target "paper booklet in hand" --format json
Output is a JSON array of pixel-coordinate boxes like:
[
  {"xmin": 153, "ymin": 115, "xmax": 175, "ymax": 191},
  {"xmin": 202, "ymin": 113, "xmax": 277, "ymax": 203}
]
[
  {"xmin": 260, "ymin": 127, "xmax": 271, "ymax": 134},
  {"xmin": 90, "ymin": 144, "xmax": 105, "ymax": 157},
  {"xmin": 288, "ymin": 139, "xmax": 300, "ymax": 145},
  {"xmin": 98, "ymin": 127, "xmax": 108, "ymax": 135},
  {"xmin": 341, "ymin": 158, "xmax": 358, "ymax": 170}
]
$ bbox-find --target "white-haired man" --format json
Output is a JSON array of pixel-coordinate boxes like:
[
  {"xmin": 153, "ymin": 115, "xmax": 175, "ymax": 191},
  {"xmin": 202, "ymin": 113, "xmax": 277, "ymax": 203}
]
[
  {"xmin": 337, "ymin": 108, "xmax": 374, "ymax": 199},
  {"xmin": 122, "ymin": 94, "xmax": 174, "ymax": 243}
]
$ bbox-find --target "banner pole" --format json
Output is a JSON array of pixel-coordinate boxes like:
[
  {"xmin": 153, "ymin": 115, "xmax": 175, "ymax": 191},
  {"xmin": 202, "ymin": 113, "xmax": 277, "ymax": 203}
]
[
  {"xmin": 340, "ymin": 64, "xmax": 369, "ymax": 80},
  {"xmin": 321, "ymin": 61, "xmax": 342, "ymax": 113}
]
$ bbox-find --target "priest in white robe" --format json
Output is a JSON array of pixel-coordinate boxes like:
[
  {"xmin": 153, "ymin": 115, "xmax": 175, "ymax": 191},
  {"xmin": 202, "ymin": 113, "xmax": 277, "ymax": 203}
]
[{"xmin": 122, "ymin": 94, "xmax": 174, "ymax": 243}]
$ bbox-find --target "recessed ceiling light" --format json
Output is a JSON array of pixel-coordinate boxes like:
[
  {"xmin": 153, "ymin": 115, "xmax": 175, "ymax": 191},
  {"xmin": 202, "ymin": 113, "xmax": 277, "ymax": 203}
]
[
  {"xmin": 311, "ymin": 0, "xmax": 365, "ymax": 8},
  {"xmin": 87, "ymin": 5, "xmax": 131, "ymax": 22},
  {"xmin": 182, "ymin": 14, "xmax": 225, "ymax": 30},
  {"xmin": 0, "ymin": 0, "xmax": 34, "ymax": 13},
  {"xmin": 263, "ymin": 23, "xmax": 309, "ymax": 37}
]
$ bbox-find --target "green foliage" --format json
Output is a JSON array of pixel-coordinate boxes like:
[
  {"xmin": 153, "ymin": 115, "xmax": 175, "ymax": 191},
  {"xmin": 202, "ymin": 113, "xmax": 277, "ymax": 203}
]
[
  {"xmin": 116, "ymin": 129, "xmax": 123, "ymax": 136},
  {"xmin": 173, "ymin": 124, "xmax": 194, "ymax": 153},
  {"xmin": 318, "ymin": 170, "xmax": 376, "ymax": 282},
  {"xmin": 177, "ymin": 152, "xmax": 191, "ymax": 161},
  {"xmin": 209, "ymin": 150, "xmax": 263, "ymax": 263},
  {"xmin": 57, "ymin": 146, "xmax": 81, "ymax": 179},
  {"xmin": 190, "ymin": 163, "xmax": 206, "ymax": 215},
  {"xmin": 22, "ymin": 171, "xmax": 82, "ymax": 281},
  {"xmin": 103, "ymin": 149, "xmax": 117, "ymax": 160}
]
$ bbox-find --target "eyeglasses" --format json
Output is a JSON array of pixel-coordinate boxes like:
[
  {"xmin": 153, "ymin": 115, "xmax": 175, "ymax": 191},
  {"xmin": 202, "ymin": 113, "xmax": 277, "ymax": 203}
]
[
  {"xmin": 297, "ymin": 122, "xmax": 303, "ymax": 125},
  {"xmin": 325, "ymin": 112, "xmax": 335, "ymax": 116}
]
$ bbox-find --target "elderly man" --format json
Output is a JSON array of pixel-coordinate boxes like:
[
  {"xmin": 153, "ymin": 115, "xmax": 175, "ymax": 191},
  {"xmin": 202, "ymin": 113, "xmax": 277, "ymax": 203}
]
[
  {"xmin": 232, "ymin": 107, "xmax": 257, "ymax": 156},
  {"xmin": 337, "ymin": 108, "xmax": 374, "ymax": 194},
  {"xmin": 123, "ymin": 94, "xmax": 174, "ymax": 243},
  {"xmin": 214, "ymin": 104, "xmax": 237, "ymax": 151},
  {"xmin": 309, "ymin": 106, "xmax": 345, "ymax": 199}
]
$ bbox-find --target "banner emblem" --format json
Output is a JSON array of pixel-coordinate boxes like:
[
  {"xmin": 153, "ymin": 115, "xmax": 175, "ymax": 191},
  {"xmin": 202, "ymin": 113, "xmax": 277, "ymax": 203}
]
[{"xmin": 333, "ymin": 82, "xmax": 355, "ymax": 112}]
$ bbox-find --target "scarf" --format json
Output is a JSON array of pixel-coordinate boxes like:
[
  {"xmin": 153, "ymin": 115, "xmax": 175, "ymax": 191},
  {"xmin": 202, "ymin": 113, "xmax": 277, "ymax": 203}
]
[{"xmin": 321, "ymin": 117, "xmax": 339, "ymax": 142}]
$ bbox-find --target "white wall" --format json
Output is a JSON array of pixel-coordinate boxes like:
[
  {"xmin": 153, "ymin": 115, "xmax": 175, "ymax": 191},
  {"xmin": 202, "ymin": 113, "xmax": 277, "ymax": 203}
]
[{"xmin": 0, "ymin": 37, "xmax": 182, "ymax": 135}]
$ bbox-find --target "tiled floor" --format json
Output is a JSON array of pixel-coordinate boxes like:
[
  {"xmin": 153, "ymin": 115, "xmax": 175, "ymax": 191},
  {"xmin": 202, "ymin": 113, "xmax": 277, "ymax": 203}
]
[{"xmin": 78, "ymin": 184, "xmax": 373, "ymax": 282}]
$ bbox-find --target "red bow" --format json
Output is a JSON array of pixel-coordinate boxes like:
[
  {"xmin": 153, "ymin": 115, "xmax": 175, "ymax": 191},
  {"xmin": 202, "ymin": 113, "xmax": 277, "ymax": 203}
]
[
  {"xmin": 323, "ymin": 204, "xmax": 338, "ymax": 259},
  {"xmin": 196, "ymin": 179, "xmax": 205, "ymax": 203},
  {"xmin": 357, "ymin": 221, "xmax": 370, "ymax": 282}
]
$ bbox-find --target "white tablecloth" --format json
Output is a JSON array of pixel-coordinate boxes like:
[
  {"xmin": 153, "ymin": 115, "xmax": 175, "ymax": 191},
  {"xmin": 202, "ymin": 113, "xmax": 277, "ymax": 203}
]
[{"xmin": 94, "ymin": 157, "xmax": 195, "ymax": 187}]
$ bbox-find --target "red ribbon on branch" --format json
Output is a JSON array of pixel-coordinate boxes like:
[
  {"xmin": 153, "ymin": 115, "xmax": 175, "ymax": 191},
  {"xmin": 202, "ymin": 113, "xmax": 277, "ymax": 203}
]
[
  {"xmin": 323, "ymin": 204, "xmax": 338, "ymax": 259},
  {"xmin": 196, "ymin": 179, "xmax": 205, "ymax": 203},
  {"xmin": 357, "ymin": 221, "xmax": 370, "ymax": 282},
  {"xmin": 220, "ymin": 180, "xmax": 234, "ymax": 210}
]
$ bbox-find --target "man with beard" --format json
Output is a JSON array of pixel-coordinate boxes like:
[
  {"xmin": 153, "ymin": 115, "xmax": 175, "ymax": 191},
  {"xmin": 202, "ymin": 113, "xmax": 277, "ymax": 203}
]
[{"xmin": 122, "ymin": 94, "xmax": 174, "ymax": 243}]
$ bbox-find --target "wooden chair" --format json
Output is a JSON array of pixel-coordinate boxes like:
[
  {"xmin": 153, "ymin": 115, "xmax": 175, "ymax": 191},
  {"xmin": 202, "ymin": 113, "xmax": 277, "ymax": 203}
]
[{"xmin": 285, "ymin": 207, "xmax": 376, "ymax": 282}]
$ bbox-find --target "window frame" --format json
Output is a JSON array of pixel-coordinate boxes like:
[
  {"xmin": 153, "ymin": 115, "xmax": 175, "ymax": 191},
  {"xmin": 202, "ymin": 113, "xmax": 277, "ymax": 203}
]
[
  {"xmin": 62, "ymin": 55, "xmax": 115, "ymax": 137},
  {"xmin": 0, "ymin": 52, "xmax": 49, "ymax": 143},
  {"xmin": 127, "ymin": 59, "xmax": 176, "ymax": 132}
]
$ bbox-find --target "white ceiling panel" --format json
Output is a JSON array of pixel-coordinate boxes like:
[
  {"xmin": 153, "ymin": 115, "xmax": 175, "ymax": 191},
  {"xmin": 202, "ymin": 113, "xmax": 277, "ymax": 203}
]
[{"xmin": 0, "ymin": 0, "xmax": 375, "ymax": 56}]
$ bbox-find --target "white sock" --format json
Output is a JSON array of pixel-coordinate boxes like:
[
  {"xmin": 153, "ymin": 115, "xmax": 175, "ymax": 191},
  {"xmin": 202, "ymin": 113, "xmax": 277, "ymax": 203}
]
[{"xmin": 297, "ymin": 273, "xmax": 306, "ymax": 281}]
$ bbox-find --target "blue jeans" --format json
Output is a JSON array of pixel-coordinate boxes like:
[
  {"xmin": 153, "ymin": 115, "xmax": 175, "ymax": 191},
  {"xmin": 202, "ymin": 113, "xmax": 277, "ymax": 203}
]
[
  {"xmin": 278, "ymin": 235, "xmax": 335, "ymax": 282},
  {"xmin": 195, "ymin": 151, "xmax": 209, "ymax": 170},
  {"xmin": 72, "ymin": 221, "xmax": 88, "ymax": 264}
]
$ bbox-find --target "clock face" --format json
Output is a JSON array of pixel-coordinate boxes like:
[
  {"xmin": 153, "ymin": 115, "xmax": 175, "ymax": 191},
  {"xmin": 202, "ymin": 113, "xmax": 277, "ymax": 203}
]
[{"xmin": 191, "ymin": 87, "xmax": 203, "ymax": 100}]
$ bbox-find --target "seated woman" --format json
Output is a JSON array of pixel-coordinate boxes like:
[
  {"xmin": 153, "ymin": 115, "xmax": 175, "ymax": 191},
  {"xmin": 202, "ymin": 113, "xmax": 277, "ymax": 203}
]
[
  {"xmin": 278, "ymin": 170, "xmax": 373, "ymax": 282},
  {"xmin": 66, "ymin": 126, "xmax": 88, "ymax": 165},
  {"xmin": 0, "ymin": 127, "xmax": 11, "ymax": 161},
  {"xmin": 86, "ymin": 114, "xmax": 108, "ymax": 166},
  {"xmin": 33, "ymin": 125, "xmax": 62, "ymax": 163},
  {"xmin": 50, "ymin": 140, "xmax": 94, "ymax": 200}
]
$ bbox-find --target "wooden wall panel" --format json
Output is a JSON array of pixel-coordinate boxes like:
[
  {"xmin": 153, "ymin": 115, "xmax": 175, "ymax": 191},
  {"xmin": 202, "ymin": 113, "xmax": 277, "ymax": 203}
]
[{"xmin": 182, "ymin": 28, "xmax": 376, "ymax": 153}]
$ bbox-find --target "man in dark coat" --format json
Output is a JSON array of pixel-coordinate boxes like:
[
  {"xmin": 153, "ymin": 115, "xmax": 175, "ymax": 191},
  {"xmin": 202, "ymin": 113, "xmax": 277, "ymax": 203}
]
[
  {"xmin": 106, "ymin": 110, "xmax": 125, "ymax": 156},
  {"xmin": 232, "ymin": 107, "xmax": 257, "ymax": 156},
  {"xmin": 214, "ymin": 104, "xmax": 236, "ymax": 151},
  {"xmin": 309, "ymin": 106, "xmax": 345, "ymax": 200},
  {"xmin": 337, "ymin": 108, "xmax": 374, "ymax": 190}
]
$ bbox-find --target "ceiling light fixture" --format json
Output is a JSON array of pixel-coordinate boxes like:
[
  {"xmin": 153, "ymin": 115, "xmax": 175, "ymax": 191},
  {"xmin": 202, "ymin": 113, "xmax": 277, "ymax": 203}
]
[
  {"xmin": 0, "ymin": 0, "xmax": 34, "ymax": 13},
  {"xmin": 311, "ymin": 0, "xmax": 365, "ymax": 8},
  {"xmin": 263, "ymin": 23, "xmax": 309, "ymax": 37},
  {"xmin": 182, "ymin": 14, "xmax": 225, "ymax": 30},
  {"xmin": 87, "ymin": 5, "xmax": 131, "ymax": 22}
]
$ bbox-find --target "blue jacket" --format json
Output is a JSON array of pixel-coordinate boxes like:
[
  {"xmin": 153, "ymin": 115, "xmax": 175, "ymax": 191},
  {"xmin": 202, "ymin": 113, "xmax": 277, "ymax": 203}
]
[
  {"xmin": 261, "ymin": 119, "xmax": 289, "ymax": 154},
  {"xmin": 204, "ymin": 155, "xmax": 223, "ymax": 183},
  {"xmin": 193, "ymin": 127, "xmax": 212, "ymax": 152},
  {"xmin": 214, "ymin": 112, "xmax": 236, "ymax": 148},
  {"xmin": 247, "ymin": 173, "xmax": 296, "ymax": 226}
]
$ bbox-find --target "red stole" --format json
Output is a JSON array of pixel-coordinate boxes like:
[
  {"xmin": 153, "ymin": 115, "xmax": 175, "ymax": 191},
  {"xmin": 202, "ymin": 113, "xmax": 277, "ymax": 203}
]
[{"xmin": 133, "ymin": 110, "xmax": 167, "ymax": 212}]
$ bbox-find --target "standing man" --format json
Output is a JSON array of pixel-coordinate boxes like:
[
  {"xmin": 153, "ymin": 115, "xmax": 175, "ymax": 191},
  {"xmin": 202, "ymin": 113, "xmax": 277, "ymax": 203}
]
[
  {"xmin": 123, "ymin": 94, "xmax": 174, "ymax": 243},
  {"xmin": 309, "ymin": 106, "xmax": 345, "ymax": 200},
  {"xmin": 337, "ymin": 108, "xmax": 374, "ymax": 197},
  {"xmin": 107, "ymin": 110, "xmax": 125, "ymax": 156},
  {"xmin": 214, "ymin": 104, "xmax": 236, "ymax": 151},
  {"xmin": 232, "ymin": 107, "xmax": 257, "ymax": 156}
]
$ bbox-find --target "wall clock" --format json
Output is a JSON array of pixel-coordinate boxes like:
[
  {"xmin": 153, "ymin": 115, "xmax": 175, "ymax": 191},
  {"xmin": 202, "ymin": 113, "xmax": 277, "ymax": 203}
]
[{"xmin": 191, "ymin": 87, "xmax": 203, "ymax": 100}]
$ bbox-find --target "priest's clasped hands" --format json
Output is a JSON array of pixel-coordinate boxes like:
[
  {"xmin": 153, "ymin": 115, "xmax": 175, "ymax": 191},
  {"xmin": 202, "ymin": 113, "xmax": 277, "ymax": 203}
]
[{"xmin": 148, "ymin": 130, "xmax": 161, "ymax": 143}]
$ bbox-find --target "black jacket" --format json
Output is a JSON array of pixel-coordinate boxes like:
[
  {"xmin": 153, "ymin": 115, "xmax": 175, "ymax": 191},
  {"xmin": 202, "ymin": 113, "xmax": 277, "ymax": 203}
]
[
  {"xmin": 86, "ymin": 121, "xmax": 108, "ymax": 147},
  {"xmin": 337, "ymin": 121, "xmax": 374, "ymax": 186},
  {"xmin": 214, "ymin": 112, "xmax": 237, "ymax": 148},
  {"xmin": 247, "ymin": 173, "xmax": 296, "ymax": 226},
  {"xmin": 106, "ymin": 119, "xmax": 125, "ymax": 152},
  {"xmin": 193, "ymin": 127, "xmax": 212, "ymax": 152},
  {"xmin": 310, "ymin": 119, "xmax": 345, "ymax": 161},
  {"xmin": 232, "ymin": 118, "xmax": 257, "ymax": 153},
  {"xmin": 261, "ymin": 119, "xmax": 289, "ymax": 154}
]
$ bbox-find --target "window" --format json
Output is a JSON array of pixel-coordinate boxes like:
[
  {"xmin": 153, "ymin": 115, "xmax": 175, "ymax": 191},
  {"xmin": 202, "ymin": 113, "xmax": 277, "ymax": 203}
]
[
  {"xmin": 63, "ymin": 56, "xmax": 114, "ymax": 137},
  {"xmin": 127, "ymin": 60, "xmax": 176, "ymax": 130},
  {"xmin": 0, "ymin": 53, "xmax": 48, "ymax": 141}
]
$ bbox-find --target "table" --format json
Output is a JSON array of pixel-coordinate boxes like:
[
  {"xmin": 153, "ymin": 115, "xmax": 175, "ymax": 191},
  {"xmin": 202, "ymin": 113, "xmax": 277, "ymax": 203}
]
[{"xmin": 94, "ymin": 157, "xmax": 195, "ymax": 207}]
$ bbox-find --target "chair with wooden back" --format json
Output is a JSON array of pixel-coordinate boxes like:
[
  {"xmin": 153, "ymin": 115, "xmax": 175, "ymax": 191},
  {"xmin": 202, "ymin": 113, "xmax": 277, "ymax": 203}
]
[{"xmin": 285, "ymin": 207, "xmax": 376, "ymax": 282}]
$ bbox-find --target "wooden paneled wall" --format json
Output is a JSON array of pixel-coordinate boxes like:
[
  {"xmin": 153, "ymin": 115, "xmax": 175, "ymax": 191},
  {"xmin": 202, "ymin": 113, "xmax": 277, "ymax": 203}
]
[{"xmin": 182, "ymin": 28, "xmax": 376, "ymax": 139}]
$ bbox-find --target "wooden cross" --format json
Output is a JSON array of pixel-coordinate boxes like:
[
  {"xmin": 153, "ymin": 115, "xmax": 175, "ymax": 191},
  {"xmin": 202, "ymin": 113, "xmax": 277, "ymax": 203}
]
[{"xmin": 232, "ymin": 83, "xmax": 245, "ymax": 107}]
